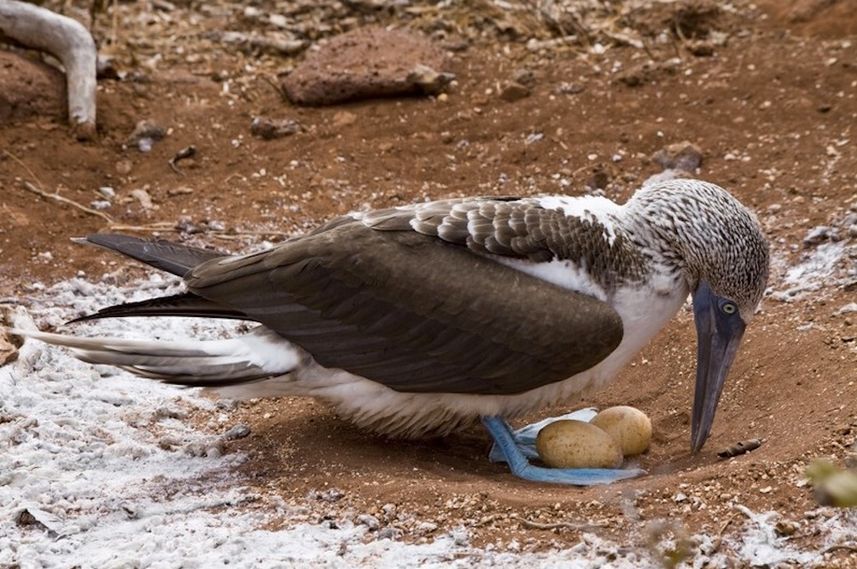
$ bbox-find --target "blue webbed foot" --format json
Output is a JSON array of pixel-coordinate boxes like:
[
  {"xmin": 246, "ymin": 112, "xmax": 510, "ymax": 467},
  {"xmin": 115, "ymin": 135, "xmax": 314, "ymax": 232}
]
[{"xmin": 482, "ymin": 415, "xmax": 644, "ymax": 486}]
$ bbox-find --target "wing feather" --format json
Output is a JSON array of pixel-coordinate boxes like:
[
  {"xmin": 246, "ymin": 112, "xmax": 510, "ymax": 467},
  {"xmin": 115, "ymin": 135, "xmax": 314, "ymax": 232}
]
[{"xmin": 186, "ymin": 219, "xmax": 624, "ymax": 395}]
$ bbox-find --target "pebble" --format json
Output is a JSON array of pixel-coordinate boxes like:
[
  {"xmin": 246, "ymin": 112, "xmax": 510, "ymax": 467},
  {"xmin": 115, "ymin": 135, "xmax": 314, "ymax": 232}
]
[
  {"xmin": 555, "ymin": 82, "xmax": 585, "ymax": 95},
  {"xmin": 127, "ymin": 120, "xmax": 166, "ymax": 152},
  {"xmin": 96, "ymin": 54, "xmax": 120, "ymax": 80},
  {"xmin": 130, "ymin": 188, "xmax": 154, "ymax": 210},
  {"xmin": 414, "ymin": 521, "xmax": 438, "ymax": 534},
  {"xmin": 836, "ymin": 303, "xmax": 857, "ymax": 315},
  {"xmin": 250, "ymin": 117, "xmax": 301, "ymax": 140},
  {"xmin": 0, "ymin": 323, "xmax": 18, "ymax": 366},
  {"xmin": 312, "ymin": 488, "xmax": 345, "ymax": 502},
  {"xmin": 332, "ymin": 111, "xmax": 357, "ymax": 128},
  {"xmin": 615, "ymin": 59, "xmax": 680, "ymax": 87},
  {"xmin": 223, "ymin": 424, "xmax": 251, "ymax": 440},
  {"xmin": 116, "ymin": 160, "xmax": 133, "ymax": 175},
  {"xmin": 499, "ymin": 80, "xmax": 530, "ymax": 102},
  {"xmin": 803, "ymin": 225, "xmax": 839, "ymax": 247},
  {"xmin": 686, "ymin": 40, "xmax": 715, "ymax": 57},
  {"xmin": 377, "ymin": 527, "xmax": 403, "ymax": 540},
  {"xmin": 356, "ymin": 514, "xmax": 380, "ymax": 530},
  {"xmin": 511, "ymin": 68, "xmax": 536, "ymax": 87},
  {"xmin": 407, "ymin": 64, "xmax": 455, "ymax": 95},
  {"xmin": 774, "ymin": 520, "xmax": 799, "ymax": 537},
  {"xmin": 98, "ymin": 186, "xmax": 116, "ymax": 199},
  {"xmin": 652, "ymin": 141, "xmax": 703, "ymax": 172}
]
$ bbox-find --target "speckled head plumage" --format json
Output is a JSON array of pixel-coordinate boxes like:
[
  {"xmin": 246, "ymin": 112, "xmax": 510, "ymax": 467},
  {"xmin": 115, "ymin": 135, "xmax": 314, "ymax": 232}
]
[{"xmin": 625, "ymin": 179, "xmax": 770, "ymax": 321}]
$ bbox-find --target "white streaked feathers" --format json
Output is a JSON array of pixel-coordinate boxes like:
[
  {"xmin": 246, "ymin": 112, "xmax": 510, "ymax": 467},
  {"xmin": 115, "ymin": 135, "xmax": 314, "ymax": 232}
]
[{"xmin": 535, "ymin": 194, "xmax": 623, "ymax": 245}]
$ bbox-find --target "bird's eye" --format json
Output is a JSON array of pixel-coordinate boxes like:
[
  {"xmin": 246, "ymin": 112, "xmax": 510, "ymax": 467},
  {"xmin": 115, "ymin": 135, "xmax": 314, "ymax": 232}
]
[{"xmin": 721, "ymin": 302, "xmax": 737, "ymax": 315}]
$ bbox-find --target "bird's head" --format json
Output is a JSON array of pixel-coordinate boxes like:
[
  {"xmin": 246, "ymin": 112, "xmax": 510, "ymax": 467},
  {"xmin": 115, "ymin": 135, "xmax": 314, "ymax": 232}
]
[{"xmin": 627, "ymin": 179, "xmax": 770, "ymax": 453}]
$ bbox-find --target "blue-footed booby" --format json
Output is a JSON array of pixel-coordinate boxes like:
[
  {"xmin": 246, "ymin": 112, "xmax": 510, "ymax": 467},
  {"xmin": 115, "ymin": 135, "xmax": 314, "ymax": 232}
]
[{"xmin": 13, "ymin": 179, "xmax": 769, "ymax": 485}]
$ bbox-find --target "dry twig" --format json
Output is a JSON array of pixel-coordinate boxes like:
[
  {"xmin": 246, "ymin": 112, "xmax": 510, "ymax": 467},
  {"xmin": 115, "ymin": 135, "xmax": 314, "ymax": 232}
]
[
  {"xmin": 0, "ymin": 0, "xmax": 97, "ymax": 139},
  {"xmin": 4, "ymin": 149, "xmax": 112, "ymax": 222},
  {"xmin": 521, "ymin": 519, "xmax": 607, "ymax": 531},
  {"xmin": 21, "ymin": 181, "xmax": 113, "ymax": 223}
]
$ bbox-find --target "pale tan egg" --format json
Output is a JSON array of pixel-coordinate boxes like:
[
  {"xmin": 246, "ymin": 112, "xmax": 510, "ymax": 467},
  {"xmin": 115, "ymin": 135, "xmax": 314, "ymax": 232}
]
[
  {"xmin": 535, "ymin": 420, "xmax": 623, "ymax": 469},
  {"xmin": 591, "ymin": 406, "xmax": 652, "ymax": 456}
]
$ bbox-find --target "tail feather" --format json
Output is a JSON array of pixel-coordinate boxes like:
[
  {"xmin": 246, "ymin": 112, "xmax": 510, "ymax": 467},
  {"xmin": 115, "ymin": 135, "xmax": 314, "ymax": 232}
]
[
  {"xmin": 69, "ymin": 293, "xmax": 248, "ymax": 324},
  {"xmin": 10, "ymin": 327, "xmax": 300, "ymax": 387},
  {"xmin": 77, "ymin": 234, "xmax": 226, "ymax": 277}
]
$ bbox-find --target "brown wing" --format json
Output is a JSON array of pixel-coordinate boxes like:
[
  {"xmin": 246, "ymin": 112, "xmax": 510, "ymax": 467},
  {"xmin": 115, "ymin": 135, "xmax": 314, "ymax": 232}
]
[{"xmin": 185, "ymin": 218, "xmax": 623, "ymax": 396}]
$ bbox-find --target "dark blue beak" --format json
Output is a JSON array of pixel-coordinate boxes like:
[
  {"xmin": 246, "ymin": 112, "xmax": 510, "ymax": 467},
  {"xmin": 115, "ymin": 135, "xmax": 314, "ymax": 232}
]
[{"xmin": 691, "ymin": 281, "xmax": 746, "ymax": 453}]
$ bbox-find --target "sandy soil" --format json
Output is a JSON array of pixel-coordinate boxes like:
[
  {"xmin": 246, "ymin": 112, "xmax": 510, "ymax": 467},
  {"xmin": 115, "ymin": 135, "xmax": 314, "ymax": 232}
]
[{"xmin": 1, "ymin": 0, "xmax": 856, "ymax": 565}]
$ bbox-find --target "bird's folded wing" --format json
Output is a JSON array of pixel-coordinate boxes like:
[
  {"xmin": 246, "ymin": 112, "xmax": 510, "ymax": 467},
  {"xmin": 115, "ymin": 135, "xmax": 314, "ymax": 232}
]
[{"xmin": 185, "ymin": 219, "xmax": 623, "ymax": 395}]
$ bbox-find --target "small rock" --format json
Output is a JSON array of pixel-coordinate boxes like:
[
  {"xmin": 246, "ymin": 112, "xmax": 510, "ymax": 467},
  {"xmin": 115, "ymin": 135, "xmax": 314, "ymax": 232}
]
[
  {"xmin": 377, "ymin": 527, "xmax": 403, "ymax": 540},
  {"xmin": 836, "ymin": 303, "xmax": 857, "ymax": 315},
  {"xmin": 90, "ymin": 200, "xmax": 111, "ymax": 210},
  {"xmin": 250, "ymin": 117, "xmax": 301, "ymax": 140},
  {"xmin": 127, "ymin": 120, "xmax": 166, "ymax": 152},
  {"xmin": 313, "ymin": 488, "xmax": 345, "ymax": 502},
  {"xmin": 555, "ymin": 82, "xmax": 585, "ymax": 95},
  {"xmin": 616, "ymin": 59, "xmax": 680, "ymax": 88},
  {"xmin": 154, "ymin": 406, "xmax": 187, "ymax": 420},
  {"xmin": 407, "ymin": 64, "xmax": 455, "ymax": 95},
  {"xmin": 223, "ymin": 424, "xmax": 251, "ymax": 441},
  {"xmin": 803, "ymin": 226, "xmax": 839, "ymax": 247},
  {"xmin": 183, "ymin": 438, "xmax": 226, "ymax": 458},
  {"xmin": 499, "ymin": 81, "xmax": 530, "ymax": 102},
  {"xmin": 14, "ymin": 508, "xmax": 53, "ymax": 533},
  {"xmin": 414, "ymin": 521, "xmax": 438, "ymax": 535},
  {"xmin": 673, "ymin": 492, "xmax": 688, "ymax": 503},
  {"xmin": 130, "ymin": 188, "xmax": 154, "ymax": 210},
  {"xmin": 158, "ymin": 436, "xmax": 180, "ymax": 451},
  {"xmin": 774, "ymin": 520, "xmax": 798, "ymax": 537},
  {"xmin": 511, "ymin": 68, "xmax": 536, "ymax": 87},
  {"xmin": 0, "ymin": 317, "xmax": 19, "ymax": 366},
  {"xmin": 686, "ymin": 40, "xmax": 715, "ymax": 57},
  {"xmin": 96, "ymin": 54, "xmax": 120, "ymax": 80},
  {"xmin": 356, "ymin": 514, "xmax": 380, "ymax": 530},
  {"xmin": 332, "ymin": 111, "xmax": 357, "ymax": 128},
  {"xmin": 281, "ymin": 27, "xmax": 450, "ymax": 106},
  {"xmin": 206, "ymin": 219, "xmax": 226, "ymax": 232},
  {"xmin": 817, "ymin": 103, "xmax": 832, "ymax": 114},
  {"xmin": 215, "ymin": 31, "xmax": 307, "ymax": 57},
  {"xmin": 116, "ymin": 160, "xmax": 133, "ymax": 175},
  {"xmin": 167, "ymin": 186, "xmax": 194, "ymax": 197},
  {"xmin": 652, "ymin": 141, "xmax": 703, "ymax": 172},
  {"xmin": 98, "ymin": 186, "xmax": 116, "ymax": 199},
  {"xmin": 175, "ymin": 217, "xmax": 203, "ymax": 235}
]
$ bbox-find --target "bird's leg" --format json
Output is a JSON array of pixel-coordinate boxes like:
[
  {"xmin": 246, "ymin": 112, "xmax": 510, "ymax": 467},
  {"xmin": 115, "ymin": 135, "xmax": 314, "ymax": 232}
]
[{"xmin": 481, "ymin": 416, "xmax": 644, "ymax": 485}]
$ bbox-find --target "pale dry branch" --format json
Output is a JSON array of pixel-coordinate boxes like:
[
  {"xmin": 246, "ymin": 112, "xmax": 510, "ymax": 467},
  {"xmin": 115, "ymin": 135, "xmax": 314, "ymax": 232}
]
[
  {"xmin": 21, "ymin": 181, "xmax": 113, "ymax": 223},
  {"xmin": 0, "ymin": 0, "xmax": 97, "ymax": 139}
]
